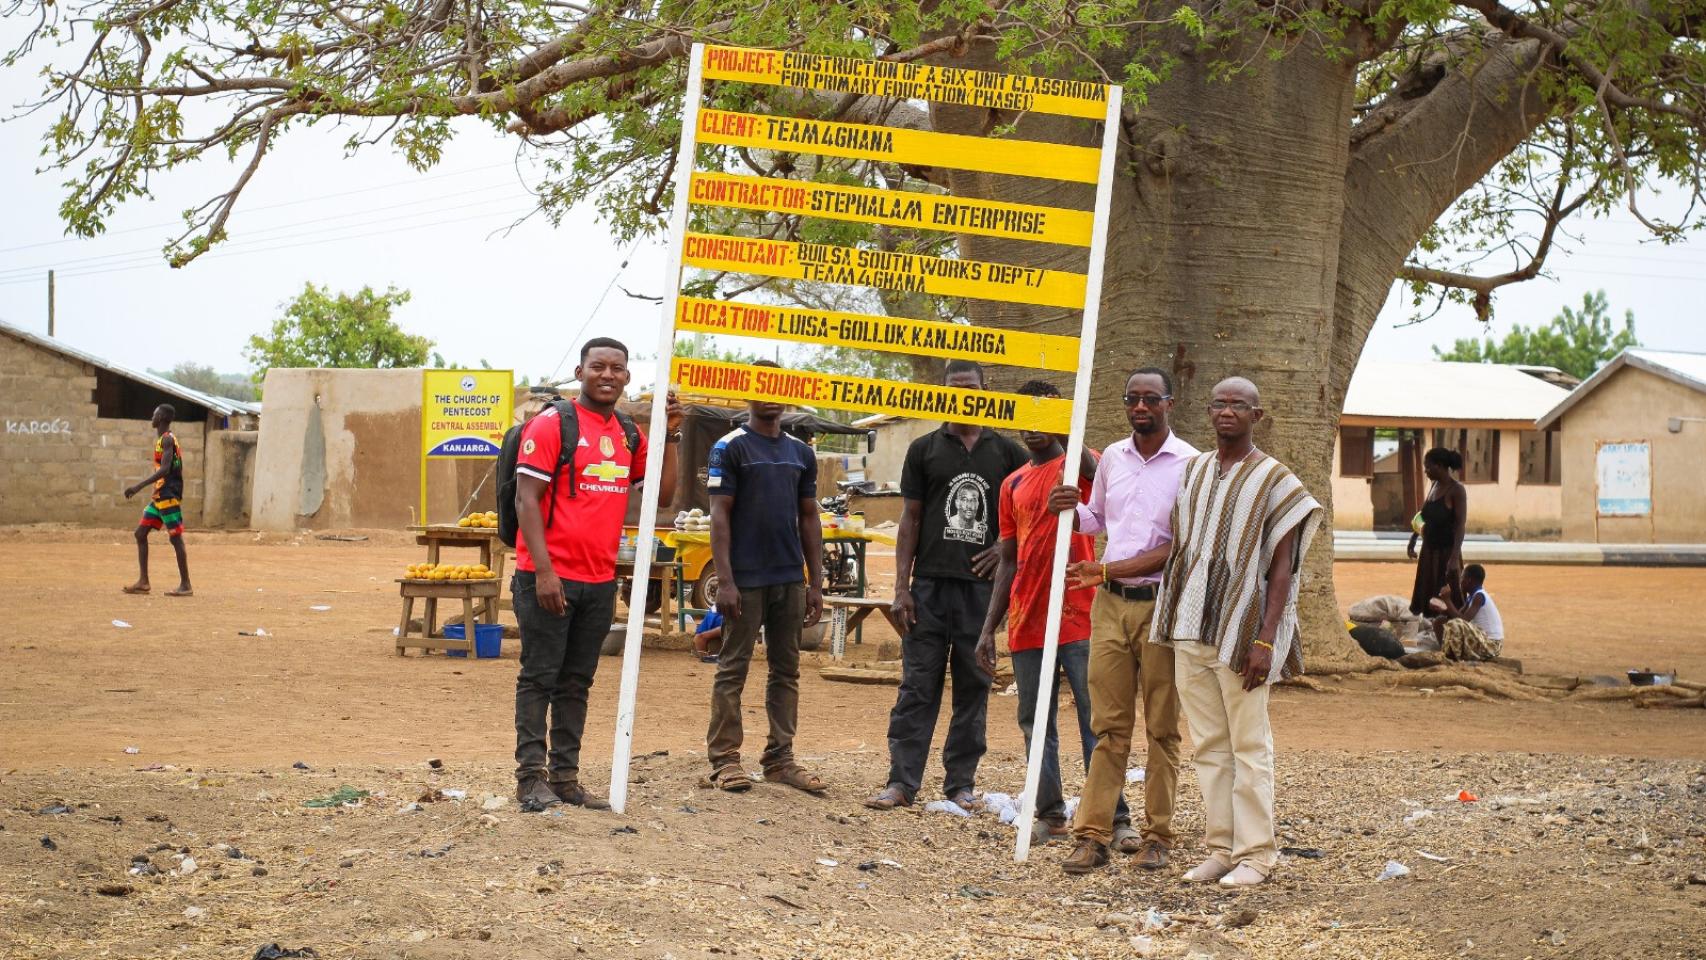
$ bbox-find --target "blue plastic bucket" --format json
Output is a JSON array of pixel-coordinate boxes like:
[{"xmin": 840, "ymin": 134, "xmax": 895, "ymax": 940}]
[{"xmin": 443, "ymin": 623, "xmax": 503, "ymax": 658}]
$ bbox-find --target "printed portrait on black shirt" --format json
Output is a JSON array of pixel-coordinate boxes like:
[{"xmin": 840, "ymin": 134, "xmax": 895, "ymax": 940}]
[{"xmin": 942, "ymin": 473, "xmax": 990, "ymax": 543}]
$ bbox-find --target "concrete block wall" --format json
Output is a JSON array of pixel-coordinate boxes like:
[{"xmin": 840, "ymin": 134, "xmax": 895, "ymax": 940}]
[{"xmin": 0, "ymin": 334, "xmax": 206, "ymax": 527}]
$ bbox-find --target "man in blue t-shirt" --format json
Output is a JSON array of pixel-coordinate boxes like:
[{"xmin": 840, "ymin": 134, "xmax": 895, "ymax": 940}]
[{"xmin": 702, "ymin": 361, "xmax": 827, "ymax": 795}]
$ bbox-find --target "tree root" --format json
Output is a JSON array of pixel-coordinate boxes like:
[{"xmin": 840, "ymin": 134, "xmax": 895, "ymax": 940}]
[
  {"xmin": 1566, "ymin": 684, "xmax": 1699, "ymax": 703},
  {"xmin": 1276, "ymin": 675, "xmax": 1340, "ymax": 693},
  {"xmin": 1382, "ymin": 668, "xmax": 1551, "ymax": 702},
  {"xmin": 1635, "ymin": 692, "xmax": 1706, "ymax": 709},
  {"xmin": 1306, "ymin": 656, "xmax": 1400, "ymax": 676}
]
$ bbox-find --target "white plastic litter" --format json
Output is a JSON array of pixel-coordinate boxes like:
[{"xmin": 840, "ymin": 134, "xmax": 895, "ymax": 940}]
[
  {"xmin": 1377, "ymin": 860, "xmax": 1411, "ymax": 880},
  {"xmin": 310, "ymin": 605, "xmax": 332, "ymax": 612},
  {"xmin": 1129, "ymin": 935, "xmax": 1157, "ymax": 957},
  {"xmin": 980, "ymin": 792, "xmax": 1020, "ymax": 824},
  {"xmin": 815, "ymin": 858, "xmax": 839, "ymax": 867},
  {"xmin": 1140, "ymin": 907, "xmax": 1170, "ymax": 932},
  {"xmin": 442, "ymin": 789, "xmax": 467, "ymax": 801},
  {"xmin": 1126, "ymin": 767, "xmax": 1147, "ymax": 784},
  {"xmin": 112, "ymin": 620, "xmax": 131, "ymax": 629},
  {"xmin": 924, "ymin": 799, "xmax": 973, "ymax": 818},
  {"xmin": 1063, "ymin": 796, "xmax": 1079, "ymax": 820},
  {"xmin": 123, "ymin": 746, "xmax": 140, "ymax": 755},
  {"xmin": 1403, "ymin": 809, "xmax": 1433, "ymax": 825}
]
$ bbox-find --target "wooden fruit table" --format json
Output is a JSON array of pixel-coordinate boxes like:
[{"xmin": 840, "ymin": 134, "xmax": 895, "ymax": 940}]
[
  {"xmin": 396, "ymin": 524, "xmax": 509, "ymax": 657},
  {"xmin": 407, "ymin": 524, "xmax": 509, "ymax": 621},
  {"xmin": 395, "ymin": 577, "xmax": 502, "ymax": 656}
]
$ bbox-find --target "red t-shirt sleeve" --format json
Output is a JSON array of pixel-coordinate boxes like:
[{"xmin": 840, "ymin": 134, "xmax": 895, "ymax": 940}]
[
  {"xmin": 998, "ymin": 473, "xmax": 1018, "ymax": 541},
  {"xmin": 515, "ymin": 409, "xmax": 562, "ymax": 484}
]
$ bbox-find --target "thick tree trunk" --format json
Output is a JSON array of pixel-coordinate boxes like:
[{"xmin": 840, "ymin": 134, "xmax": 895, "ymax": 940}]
[{"xmin": 929, "ymin": 39, "xmax": 1367, "ymax": 665}]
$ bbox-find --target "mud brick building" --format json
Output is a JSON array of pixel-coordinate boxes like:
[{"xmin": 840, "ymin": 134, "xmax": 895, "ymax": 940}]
[{"xmin": 0, "ymin": 321, "xmax": 258, "ymax": 529}]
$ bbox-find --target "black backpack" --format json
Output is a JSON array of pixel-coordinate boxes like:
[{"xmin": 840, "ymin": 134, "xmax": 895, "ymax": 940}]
[{"xmin": 496, "ymin": 399, "xmax": 642, "ymax": 548}]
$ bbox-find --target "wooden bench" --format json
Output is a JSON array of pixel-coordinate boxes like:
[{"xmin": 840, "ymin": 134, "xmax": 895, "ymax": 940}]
[{"xmin": 824, "ymin": 596, "xmax": 900, "ymax": 660}]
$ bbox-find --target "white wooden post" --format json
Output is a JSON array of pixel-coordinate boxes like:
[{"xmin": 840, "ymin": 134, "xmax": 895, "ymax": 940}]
[
  {"xmin": 609, "ymin": 43, "xmax": 706, "ymax": 815},
  {"xmin": 1013, "ymin": 86, "xmax": 1124, "ymax": 861}
]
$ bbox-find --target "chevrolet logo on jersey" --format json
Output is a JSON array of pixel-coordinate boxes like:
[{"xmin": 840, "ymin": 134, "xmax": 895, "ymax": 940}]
[{"xmin": 582, "ymin": 460, "xmax": 630, "ymax": 483}]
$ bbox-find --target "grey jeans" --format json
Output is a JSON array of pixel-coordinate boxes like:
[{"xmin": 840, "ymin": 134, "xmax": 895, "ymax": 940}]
[{"xmin": 512, "ymin": 571, "xmax": 617, "ymax": 783}]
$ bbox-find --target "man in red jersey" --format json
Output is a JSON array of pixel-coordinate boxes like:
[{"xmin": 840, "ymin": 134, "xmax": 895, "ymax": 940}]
[{"xmin": 512, "ymin": 338, "xmax": 682, "ymax": 812}]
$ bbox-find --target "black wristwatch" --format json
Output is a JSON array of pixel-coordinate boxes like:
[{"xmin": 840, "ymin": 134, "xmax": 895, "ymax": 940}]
[{"xmin": 664, "ymin": 430, "xmax": 683, "ymax": 443}]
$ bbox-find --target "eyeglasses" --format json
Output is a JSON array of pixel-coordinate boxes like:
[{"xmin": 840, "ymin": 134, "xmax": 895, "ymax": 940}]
[
  {"xmin": 1123, "ymin": 393, "xmax": 1171, "ymax": 408},
  {"xmin": 1209, "ymin": 400, "xmax": 1255, "ymax": 412}
]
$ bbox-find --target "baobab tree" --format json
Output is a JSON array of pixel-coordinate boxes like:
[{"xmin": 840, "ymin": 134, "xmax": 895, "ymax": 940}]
[{"xmin": 10, "ymin": 0, "xmax": 1702, "ymax": 661}]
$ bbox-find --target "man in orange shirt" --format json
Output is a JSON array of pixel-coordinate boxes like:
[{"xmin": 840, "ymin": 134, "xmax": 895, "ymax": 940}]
[{"xmin": 976, "ymin": 380, "xmax": 1123, "ymax": 838}]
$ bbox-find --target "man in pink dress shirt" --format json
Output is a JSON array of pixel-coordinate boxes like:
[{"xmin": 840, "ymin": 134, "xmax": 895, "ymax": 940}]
[{"xmin": 1046, "ymin": 367, "xmax": 1198, "ymax": 874}]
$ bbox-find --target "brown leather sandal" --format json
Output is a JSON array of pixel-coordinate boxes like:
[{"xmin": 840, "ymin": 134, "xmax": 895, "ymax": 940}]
[
  {"xmin": 765, "ymin": 765, "xmax": 829, "ymax": 794},
  {"xmin": 700, "ymin": 764, "xmax": 754, "ymax": 792}
]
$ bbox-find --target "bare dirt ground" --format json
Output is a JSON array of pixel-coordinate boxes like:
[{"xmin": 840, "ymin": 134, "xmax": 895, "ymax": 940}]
[{"xmin": 2, "ymin": 527, "xmax": 1704, "ymax": 960}]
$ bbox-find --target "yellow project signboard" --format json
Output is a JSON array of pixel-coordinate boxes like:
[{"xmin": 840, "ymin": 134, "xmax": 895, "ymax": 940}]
[
  {"xmin": 689, "ymin": 172, "xmax": 1092, "ymax": 246},
  {"xmin": 702, "ymin": 44, "xmax": 1111, "ymax": 120},
  {"xmin": 421, "ymin": 369, "xmax": 514, "ymax": 459},
  {"xmin": 682, "ymin": 233, "xmax": 1088, "ymax": 309},
  {"xmin": 697, "ymin": 109, "xmax": 1100, "ymax": 184},
  {"xmin": 672, "ymin": 357, "xmax": 1073, "ymax": 432},
  {"xmin": 675, "ymin": 296, "xmax": 1081, "ymax": 371}
]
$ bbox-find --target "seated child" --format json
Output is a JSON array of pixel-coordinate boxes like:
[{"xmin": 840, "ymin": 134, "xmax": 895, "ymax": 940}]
[
  {"xmin": 693, "ymin": 608, "xmax": 724, "ymax": 663},
  {"xmin": 1428, "ymin": 564, "xmax": 1504, "ymax": 661}
]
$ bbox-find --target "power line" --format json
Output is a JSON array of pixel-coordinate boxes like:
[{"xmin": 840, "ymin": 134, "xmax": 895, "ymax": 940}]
[
  {"xmin": 0, "ymin": 160, "xmax": 522, "ymax": 254},
  {"xmin": 0, "ymin": 206, "xmax": 541, "ymax": 287},
  {"xmin": 0, "ymin": 188, "xmax": 527, "ymax": 279},
  {"xmin": 545, "ymin": 238, "xmax": 647, "ymax": 384}
]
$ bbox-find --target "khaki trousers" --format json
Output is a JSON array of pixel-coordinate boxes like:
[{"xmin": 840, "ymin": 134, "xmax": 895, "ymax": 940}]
[
  {"xmin": 1173, "ymin": 639, "xmax": 1278, "ymax": 874},
  {"xmin": 705, "ymin": 583, "xmax": 805, "ymax": 773},
  {"xmin": 1071, "ymin": 590, "xmax": 1181, "ymax": 846}
]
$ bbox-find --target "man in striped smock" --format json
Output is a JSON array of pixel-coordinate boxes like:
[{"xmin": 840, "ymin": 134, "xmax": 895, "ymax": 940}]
[{"xmin": 1150, "ymin": 378, "xmax": 1322, "ymax": 888}]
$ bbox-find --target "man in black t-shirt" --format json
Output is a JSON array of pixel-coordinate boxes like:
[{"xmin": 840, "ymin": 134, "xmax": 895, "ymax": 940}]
[
  {"xmin": 702, "ymin": 363, "xmax": 828, "ymax": 795},
  {"xmin": 865, "ymin": 360, "xmax": 1027, "ymax": 811}
]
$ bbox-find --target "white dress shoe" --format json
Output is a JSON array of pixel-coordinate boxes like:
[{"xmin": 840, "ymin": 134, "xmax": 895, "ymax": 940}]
[
  {"xmin": 1218, "ymin": 863, "xmax": 1268, "ymax": 887},
  {"xmin": 1183, "ymin": 857, "xmax": 1233, "ymax": 882}
]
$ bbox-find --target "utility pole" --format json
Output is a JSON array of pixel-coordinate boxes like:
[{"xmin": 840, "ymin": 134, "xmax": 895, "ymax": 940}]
[{"xmin": 47, "ymin": 269, "xmax": 55, "ymax": 336}]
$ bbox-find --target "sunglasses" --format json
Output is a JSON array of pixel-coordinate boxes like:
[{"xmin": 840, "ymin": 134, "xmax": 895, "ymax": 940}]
[{"xmin": 1123, "ymin": 393, "xmax": 1171, "ymax": 408}]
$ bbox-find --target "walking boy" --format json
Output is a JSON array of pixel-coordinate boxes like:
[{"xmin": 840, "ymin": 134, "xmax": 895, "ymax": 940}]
[{"xmin": 123, "ymin": 404, "xmax": 192, "ymax": 597}]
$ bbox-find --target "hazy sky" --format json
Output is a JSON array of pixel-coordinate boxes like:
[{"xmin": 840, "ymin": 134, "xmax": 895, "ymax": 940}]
[{"xmin": 3, "ymin": 30, "xmax": 1701, "ymax": 389}]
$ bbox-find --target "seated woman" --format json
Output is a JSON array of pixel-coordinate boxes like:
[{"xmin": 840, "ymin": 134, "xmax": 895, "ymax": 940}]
[{"xmin": 1429, "ymin": 564, "xmax": 1504, "ymax": 661}]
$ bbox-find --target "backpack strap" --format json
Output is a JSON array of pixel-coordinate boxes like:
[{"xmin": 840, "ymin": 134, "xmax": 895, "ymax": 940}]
[
  {"xmin": 544, "ymin": 399, "xmax": 582, "ymax": 529},
  {"xmin": 613, "ymin": 410, "xmax": 642, "ymax": 486}
]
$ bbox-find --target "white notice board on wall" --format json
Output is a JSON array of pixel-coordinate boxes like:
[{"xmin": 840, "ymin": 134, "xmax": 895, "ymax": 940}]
[{"xmin": 1595, "ymin": 441, "xmax": 1652, "ymax": 517}]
